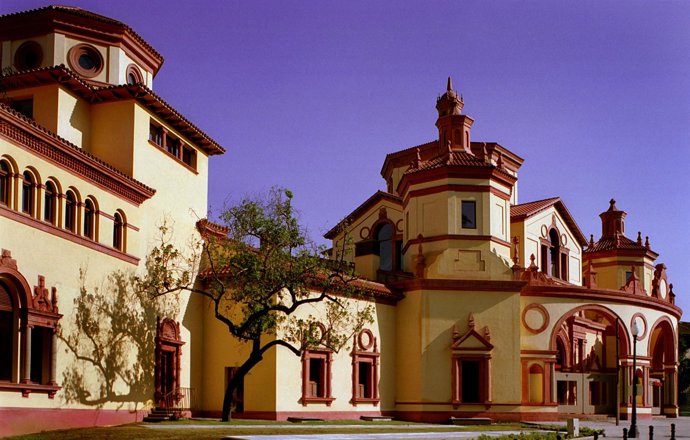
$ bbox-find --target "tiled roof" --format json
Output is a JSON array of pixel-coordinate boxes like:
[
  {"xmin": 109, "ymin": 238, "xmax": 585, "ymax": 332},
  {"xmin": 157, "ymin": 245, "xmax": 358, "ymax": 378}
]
[
  {"xmin": 511, "ymin": 197, "xmax": 588, "ymax": 247},
  {"xmin": 511, "ymin": 197, "xmax": 561, "ymax": 219},
  {"xmin": 584, "ymin": 235, "xmax": 648, "ymax": 253},
  {"xmin": 405, "ymin": 150, "xmax": 488, "ymax": 173},
  {"xmin": 1, "ymin": 65, "xmax": 224, "ymax": 155},
  {"xmin": 0, "ymin": 5, "xmax": 163, "ymax": 70}
]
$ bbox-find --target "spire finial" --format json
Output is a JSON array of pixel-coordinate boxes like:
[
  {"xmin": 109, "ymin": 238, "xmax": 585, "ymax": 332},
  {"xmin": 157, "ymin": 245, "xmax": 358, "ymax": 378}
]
[{"xmin": 447, "ymin": 76, "xmax": 453, "ymax": 92}]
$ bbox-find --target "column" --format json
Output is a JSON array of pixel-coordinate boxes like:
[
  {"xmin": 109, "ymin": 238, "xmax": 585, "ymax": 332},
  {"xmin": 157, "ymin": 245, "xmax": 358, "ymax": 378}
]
[
  {"xmin": 49, "ymin": 328, "xmax": 58, "ymax": 386},
  {"xmin": 22, "ymin": 325, "xmax": 32, "ymax": 383}
]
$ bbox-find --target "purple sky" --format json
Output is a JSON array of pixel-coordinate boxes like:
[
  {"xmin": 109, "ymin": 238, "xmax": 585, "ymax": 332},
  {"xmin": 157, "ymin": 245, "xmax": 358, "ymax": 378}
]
[{"xmin": 5, "ymin": 1, "xmax": 690, "ymax": 315}]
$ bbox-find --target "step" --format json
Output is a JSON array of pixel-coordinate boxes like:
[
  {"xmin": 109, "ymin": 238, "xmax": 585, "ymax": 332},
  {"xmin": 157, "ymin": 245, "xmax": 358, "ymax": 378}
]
[
  {"xmin": 360, "ymin": 416, "xmax": 394, "ymax": 422},
  {"xmin": 287, "ymin": 417, "xmax": 325, "ymax": 423},
  {"xmin": 449, "ymin": 417, "xmax": 492, "ymax": 425}
]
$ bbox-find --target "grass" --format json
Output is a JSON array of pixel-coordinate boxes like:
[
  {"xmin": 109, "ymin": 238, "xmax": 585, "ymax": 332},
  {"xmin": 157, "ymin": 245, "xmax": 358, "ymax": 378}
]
[{"xmin": 8, "ymin": 420, "xmax": 529, "ymax": 439}]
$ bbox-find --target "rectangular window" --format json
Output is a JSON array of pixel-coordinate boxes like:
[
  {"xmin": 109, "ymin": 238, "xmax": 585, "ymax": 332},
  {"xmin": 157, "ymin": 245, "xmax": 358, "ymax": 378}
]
[
  {"xmin": 11, "ymin": 98, "xmax": 33, "ymax": 119},
  {"xmin": 182, "ymin": 145, "xmax": 196, "ymax": 167},
  {"xmin": 302, "ymin": 350, "xmax": 333, "ymax": 405},
  {"xmin": 166, "ymin": 137, "xmax": 180, "ymax": 158},
  {"xmin": 461, "ymin": 360, "xmax": 481, "ymax": 402},
  {"xmin": 149, "ymin": 122, "xmax": 162, "ymax": 145},
  {"xmin": 30, "ymin": 327, "xmax": 52, "ymax": 384},
  {"xmin": 308, "ymin": 358, "xmax": 324, "ymax": 397},
  {"xmin": 461, "ymin": 201, "xmax": 476, "ymax": 229},
  {"xmin": 358, "ymin": 362, "xmax": 372, "ymax": 398}
]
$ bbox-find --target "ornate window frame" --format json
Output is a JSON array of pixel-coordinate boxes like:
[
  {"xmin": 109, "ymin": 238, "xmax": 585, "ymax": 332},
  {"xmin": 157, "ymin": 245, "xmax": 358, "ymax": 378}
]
[
  {"xmin": 451, "ymin": 313, "xmax": 493, "ymax": 407},
  {"xmin": 301, "ymin": 349, "xmax": 334, "ymax": 406},
  {"xmin": 0, "ymin": 249, "xmax": 61, "ymax": 398},
  {"xmin": 351, "ymin": 329, "xmax": 380, "ymax": 405}
]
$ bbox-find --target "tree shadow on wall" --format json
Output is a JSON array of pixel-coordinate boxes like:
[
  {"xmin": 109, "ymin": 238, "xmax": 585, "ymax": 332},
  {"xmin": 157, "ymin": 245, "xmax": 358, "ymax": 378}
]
[{"xmin": 59, "ymin": 269, "xmax": 178, "ymax": 409}]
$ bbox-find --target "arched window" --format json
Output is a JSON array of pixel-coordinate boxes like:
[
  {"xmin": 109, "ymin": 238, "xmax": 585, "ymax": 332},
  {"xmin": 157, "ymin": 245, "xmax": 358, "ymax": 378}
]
[
  {"xmin": 21, "ymin": 171, "xmax": 35, "ymax": 216},
  {"xmin": 376, "ymin": 223, "xmax": 393, "ymax": 272},
  {"xmin": 549, "ymin": 229, "xmax": 560, "ymax": 278},
  {"xmin": 113, "ymin": 211, "xmax": 125, "ymax": 251},
  {"xmin": 541, "ymin": 228, "xmax": 568, "ymax": 280},
  {"xmin": 0, "ymin": 160, "xmax": 10, "ymax": 206},
  {"xmin": 0, "ymin": 282, "xmax": 15, "ymax": 382},
  {"xmin": 43, "ymin": 181, "xmax": 57, "ymax": 225},
  {"xmin": 64, "ymin": 190, "xmax": 77, "ymax": 232},
  {"xmin": 84, "ymin": 198, "xmax": 96, "ymax": 240}
]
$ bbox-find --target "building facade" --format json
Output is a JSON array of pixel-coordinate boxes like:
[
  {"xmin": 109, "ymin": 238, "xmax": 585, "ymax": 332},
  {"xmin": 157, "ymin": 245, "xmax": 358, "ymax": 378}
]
[
  {"xmin": 317, "ymin": 79, "xmax": 680, "ymax": 422},
  {"xmin": 0, "ymin": 6, "xmax": 223, "ymax": 436},
  {"xmin": 0, "ymin": 5, "xmax": 681, "ymax": 435}
]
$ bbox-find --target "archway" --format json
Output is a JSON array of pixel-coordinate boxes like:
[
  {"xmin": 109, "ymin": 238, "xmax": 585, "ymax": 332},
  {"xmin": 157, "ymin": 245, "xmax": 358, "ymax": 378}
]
[
  {"xmin": 647, "ymin": 317, "xmax": 677, "ymax": 416},
  {"xmin": 550, "ymin": 305, "xmax": 629, "ymax": 416}
]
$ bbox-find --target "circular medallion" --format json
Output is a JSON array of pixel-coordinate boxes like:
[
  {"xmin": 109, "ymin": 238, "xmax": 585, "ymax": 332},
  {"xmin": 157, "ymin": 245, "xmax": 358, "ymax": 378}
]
[
  {"xmin": 630, "ymin": 313, "xmax": 648, "ymax": 341},
  {"xmin": 358, "ymin": 329, "xmax": 374, "ymax": 350},
  {"xmin": 522, "ymin": 303, "xmax": 549, "ymax": 334}
]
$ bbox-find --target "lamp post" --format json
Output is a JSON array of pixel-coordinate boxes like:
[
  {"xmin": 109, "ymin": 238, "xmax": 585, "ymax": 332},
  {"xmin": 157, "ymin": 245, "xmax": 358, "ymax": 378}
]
[{"xmin": 630, "ymin": 320, "xmax": 639, "ymax": 438}]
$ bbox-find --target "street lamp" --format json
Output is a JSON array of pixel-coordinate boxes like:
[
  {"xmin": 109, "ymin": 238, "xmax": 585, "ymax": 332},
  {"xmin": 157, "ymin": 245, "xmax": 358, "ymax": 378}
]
[{"xmin": 629, "ymin": 320, "xmax": 639, "ymax": 438}]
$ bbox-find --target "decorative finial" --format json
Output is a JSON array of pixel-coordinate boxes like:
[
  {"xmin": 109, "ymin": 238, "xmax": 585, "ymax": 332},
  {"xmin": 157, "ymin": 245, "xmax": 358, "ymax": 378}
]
[
  {"xmin": 447, "ymin": 76, "xmax": 453, "ymax": 92},
  {"xmin": 608, "ymin": 199, "xmax": 617, "ymax": 211},
  {"xmin": 645, "ymin": 236, "xmax": 650, "ymax": 249},
  {"xmin": 589, "ymin": 234, "xmax": 594, "ymax": 247},
  {"xmin": 511, "ymin": 236, "xmax": 520, "ymax": 267},
  {"xmin": 416, "ymin": 147, "xmax": 422, "ymax": 163},
  {"xmin": 637, "ymin": 231, "xmax": 642, "ymax": 245}
]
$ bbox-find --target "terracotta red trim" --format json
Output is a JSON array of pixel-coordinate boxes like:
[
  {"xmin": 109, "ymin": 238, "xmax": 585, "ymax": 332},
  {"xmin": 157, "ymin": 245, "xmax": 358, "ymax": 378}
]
[
  {"xmin": 631, "ymin": 312, "xmax": 649, "ymax": 341},
  {"xmin": 0, "ymin": 67, "xmax": 223, "ymax": 155},
  {"xmin": 521, "ymin": 349, "xmax": 557, "ymax": 356},
  {"xmin": 646, "ymin": 315, "xmax": 677, "ymax": 361},
  {"xmin": 324, "ymin": 191, "xmax": 402, "ymax": 239},
  {"xmin": 522, "ymin": 285, "xmax": 681, "ymax": 318},
  {"xmin": 583, "ymin": 248, "xmax": 659, "ymax": 260},
  {"xmin": 398, "ymin": 164, "xmax": 517, "ymax": 197},
  {"xmin": 0, "ymin": 407, "xmax": 147, "ymax": 437},
  {"xmin": 402, "ymin": 234, "xmax": 510, "ymax": 254},
  {"xmin": 0, "ymin": 204, "xmax": 139, "ymax": 264},
  {"xmin": 200, "ymin": 410, "xmax": 389, "ymax": 421},
  {"xmin": 392, "ymin": 277, "xmax": 525, "ymax": 292},
  {"xmin": 587, "ymin": 260, "xmax": 654, "ymax": 270},
  {"xmin": 521, "ymin": 303, "xmax": 550, "ymax": 334},
  {"xmin": 0, "ymin": 6, "xmax": 163, "ymax": 74},
  {"xmin": 149, "ymin": 140, "xmax": 200, "ymax": 174},
  {"xmin": 0, "ymin": 108, "xmax": 155, "ymax": 206},
  {"xmin": 403, "ymin": 184, "xmax": 510, "ymax": 206}
]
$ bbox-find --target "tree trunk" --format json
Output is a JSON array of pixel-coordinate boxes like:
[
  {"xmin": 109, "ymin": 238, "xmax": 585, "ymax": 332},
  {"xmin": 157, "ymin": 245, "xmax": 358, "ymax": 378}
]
[{"xmin": 221, "ymin": 340, "xmax": 263, "ymax": 422}]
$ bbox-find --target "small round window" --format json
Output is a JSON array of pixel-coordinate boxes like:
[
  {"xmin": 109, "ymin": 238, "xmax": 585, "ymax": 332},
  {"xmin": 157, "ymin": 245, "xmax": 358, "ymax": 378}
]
[
  {"xmin": 68, "ymin": 44, "xmax": 104, "ymax": 78},
  {"xmin": 14, "ymin": 41, "xmax": 43, "ymax": 71}
]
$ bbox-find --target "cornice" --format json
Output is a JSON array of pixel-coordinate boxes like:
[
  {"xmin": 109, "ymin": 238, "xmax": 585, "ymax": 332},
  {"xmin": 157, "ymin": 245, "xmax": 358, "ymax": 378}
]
[{"xmin": 0, "ymin": 105, "xmax": 156, "ymax": 206}]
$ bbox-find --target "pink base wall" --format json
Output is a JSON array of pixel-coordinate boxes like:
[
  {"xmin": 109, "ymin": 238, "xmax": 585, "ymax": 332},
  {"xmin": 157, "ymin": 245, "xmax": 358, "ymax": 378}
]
[{"xmin": 0, "ymin": 407, "xmax": 147, "ymax": 437}]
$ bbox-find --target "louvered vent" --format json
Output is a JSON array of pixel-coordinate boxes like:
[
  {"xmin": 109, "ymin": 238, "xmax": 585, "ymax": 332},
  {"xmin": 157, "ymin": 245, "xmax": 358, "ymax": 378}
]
[{"xmin": 0, "ymin": 283, "xmax": 13, "ymax": 312}]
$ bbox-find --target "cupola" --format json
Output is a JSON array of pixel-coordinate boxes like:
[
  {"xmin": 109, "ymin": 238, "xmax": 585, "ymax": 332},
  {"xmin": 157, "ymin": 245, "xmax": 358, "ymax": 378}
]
[{"xmin": 435, "ymin": 77, "xmax": 474, "ymax": 155}]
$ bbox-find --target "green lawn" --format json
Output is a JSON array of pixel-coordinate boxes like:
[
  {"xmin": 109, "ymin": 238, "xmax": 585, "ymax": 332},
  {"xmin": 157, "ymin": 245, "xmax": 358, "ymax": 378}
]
[{"xmin": 9, "ymin": 420, "xmax": 530, "ymax": 440}]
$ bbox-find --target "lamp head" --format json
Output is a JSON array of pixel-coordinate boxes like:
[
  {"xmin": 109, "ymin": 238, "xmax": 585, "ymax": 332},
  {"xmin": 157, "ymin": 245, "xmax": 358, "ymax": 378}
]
[{"xmin": 631, "ymin": 320, "xmax": 640, "ymax": 337}]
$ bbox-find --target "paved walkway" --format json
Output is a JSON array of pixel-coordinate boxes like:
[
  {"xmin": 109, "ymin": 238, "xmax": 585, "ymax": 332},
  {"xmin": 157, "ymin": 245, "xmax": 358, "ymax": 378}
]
[{"xmin": 143, "ymin": 417, "xmax": 690, "ymax": 440}]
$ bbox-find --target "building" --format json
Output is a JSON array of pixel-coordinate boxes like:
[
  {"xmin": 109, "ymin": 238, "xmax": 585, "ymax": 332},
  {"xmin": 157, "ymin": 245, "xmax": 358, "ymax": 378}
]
[
  {"xmin": 0, "ymin": 4, "xmax": 681, "ymax": 435},
  {"xmin": 0, "ymin": 5, "xmax": 223, "ymax": 436},
  {"xmin": 316, "ymin": 78, "xmax": 680, "ymax": 422}
]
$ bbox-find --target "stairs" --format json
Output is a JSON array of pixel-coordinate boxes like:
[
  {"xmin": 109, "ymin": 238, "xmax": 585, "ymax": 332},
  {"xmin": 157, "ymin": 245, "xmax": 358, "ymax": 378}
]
[{"xmin": 143, "ymin": 407, "xmax": 178, "ymax": 422}]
